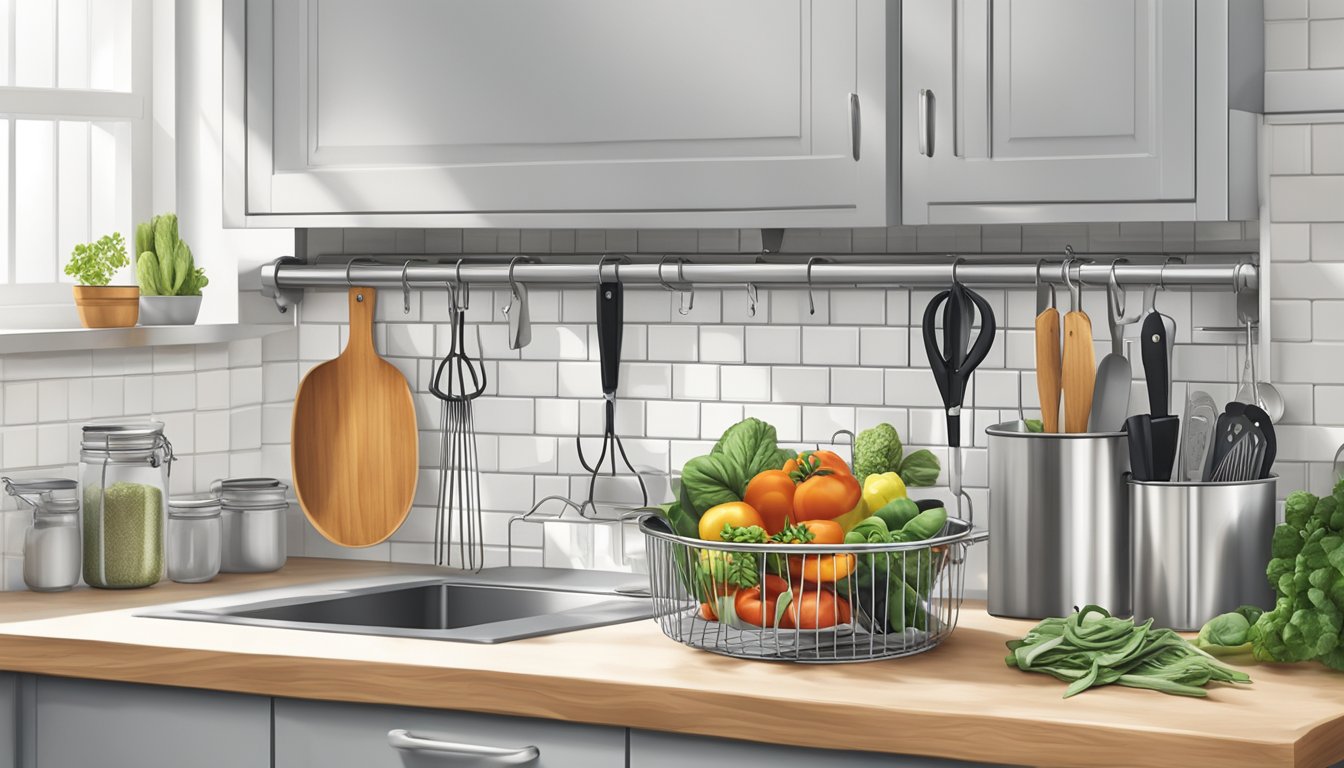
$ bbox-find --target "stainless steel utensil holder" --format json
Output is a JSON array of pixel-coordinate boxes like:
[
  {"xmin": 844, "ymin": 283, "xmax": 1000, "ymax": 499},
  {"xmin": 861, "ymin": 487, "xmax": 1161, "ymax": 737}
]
[
  {"xmin": 1130, "ymin": 475, "xmax": 1276, "ymax": 631},
  {"xmin": 986, "ymin": 423, "xmax": 1131, "ymax": 619}
]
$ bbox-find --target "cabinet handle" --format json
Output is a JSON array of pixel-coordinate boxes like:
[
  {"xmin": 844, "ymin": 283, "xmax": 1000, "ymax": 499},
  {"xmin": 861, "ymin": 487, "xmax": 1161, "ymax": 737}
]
[
  {"xmin": 849, "ymin": 92, "xmax": 861, "ymax": 161},
  {"xmin": 387, "ymin": 729, "xmax": 541, "ymax": 765},
  {"xmin": 918, "ymin": 88, "xmax": 936, "ymax": 157}
]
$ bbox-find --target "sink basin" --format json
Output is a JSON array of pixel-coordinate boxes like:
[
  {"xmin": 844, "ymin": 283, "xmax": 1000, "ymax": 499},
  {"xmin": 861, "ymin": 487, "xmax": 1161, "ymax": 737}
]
[{"xmin": 142, "ymin": 567, "xmax": 653, "ymax": 643}]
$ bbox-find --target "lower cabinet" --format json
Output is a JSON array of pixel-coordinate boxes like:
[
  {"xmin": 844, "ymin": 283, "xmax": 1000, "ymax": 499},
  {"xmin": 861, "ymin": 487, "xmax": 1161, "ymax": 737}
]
[
  {"xmin": 629, "ymin": 729, "xmax": 1009, "ymax": 768},
  {"xmin": 273, "ymin": 697, "xmax": 626, "ymax": 768},
  {"xmin": 30, "ymin": 676, "xmax": 270, "ymax": 768}
]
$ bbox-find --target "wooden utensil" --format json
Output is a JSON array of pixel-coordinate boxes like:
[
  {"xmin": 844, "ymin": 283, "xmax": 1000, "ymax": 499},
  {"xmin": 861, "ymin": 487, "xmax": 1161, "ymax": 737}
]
[
  {"xmin": 1035, "ymin": 279, "xmax": 1062, "ymax": 433},
  {"xmin": 1061, "ymin": 273, "xmax": 1096, "ymax": 433},
  {"xmin": 291, "ymin": 287, "xmax": 418, "ymax": 547}
]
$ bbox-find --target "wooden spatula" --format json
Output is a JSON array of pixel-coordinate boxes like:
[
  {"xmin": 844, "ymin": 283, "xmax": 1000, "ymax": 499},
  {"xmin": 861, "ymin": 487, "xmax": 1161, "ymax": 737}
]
[
  {"xmin": 1035, "ymin": 307, "xmax": 1062, "ymax": 433},
  {"xmin": 1062, "ymin": 306, "xmax": 1096, "ymax": 433},
  {"xmin": 291, "ymin": 287, "xmax": 418, "ymax": 547}
]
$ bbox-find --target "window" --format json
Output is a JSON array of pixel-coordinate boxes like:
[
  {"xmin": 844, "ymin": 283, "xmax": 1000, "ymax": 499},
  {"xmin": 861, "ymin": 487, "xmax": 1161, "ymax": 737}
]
[{"xmin": 0, "ymin": 0, "xmax": 150, "ymax": 327}]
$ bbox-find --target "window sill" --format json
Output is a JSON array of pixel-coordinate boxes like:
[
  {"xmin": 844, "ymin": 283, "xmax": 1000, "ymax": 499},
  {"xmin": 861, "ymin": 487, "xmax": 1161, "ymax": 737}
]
[{"xmin": 0, "ymin": 322, "xmax": 293, "ymax": 355}]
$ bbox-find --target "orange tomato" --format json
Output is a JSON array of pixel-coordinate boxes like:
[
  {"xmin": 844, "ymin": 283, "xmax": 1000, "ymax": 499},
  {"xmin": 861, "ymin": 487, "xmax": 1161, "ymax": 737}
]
[
  {"xmin": 699, "ymin": 602, "xmax": 718, "ymax": 621},
  {"xmin": 733, "ymin": 575, "xmax": 790, "ymax": 627},
  {"xmin": 781, "ymin": 588, "xmax": 852, "ymax": 630},
  {"xmin": 697, "ymin": 501, "xmax": 765, "ymax": 540},
  {"xmin": 787, "ymin": 553, "xmax": 858, "ymax": 583},
  {"xmin": 783, "ymin": 449, "xmax": 851, "ymax": 478},
  {"xmin": 743, "ymin": 470, "xmax": 797, "ymax": 535},
  {"xmin": 798, "ymin": 519, "xmax": 844, "ymax": 545},
  {"xmin": 792, "ymin": 472, "xmax": 862, "ymax": 523}
]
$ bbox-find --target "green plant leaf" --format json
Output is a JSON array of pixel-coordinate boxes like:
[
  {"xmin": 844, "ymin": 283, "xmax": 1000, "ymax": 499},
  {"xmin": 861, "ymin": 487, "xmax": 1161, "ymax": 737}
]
[
  {"xmin": 709, "ymin": 418, "xmax": 793, "ymax": 495},
  {"xmin": 154, "ymin": 214, "xmax": 178, "ymax": 294},
  {"xmin": 680, "ymin": 453, "xmax": 743, "ymax": 516},
  {"xmin": 898, "ymin": 449, "xmax": 941, "ymax": 487},
  {"xmin": 64, "ymin": 232, "xmax": 128, "ymax": 286},
  {"xmin": 170, "ymin": 240, "xmax": 191, "ymax": 295},
  {"xmin": 136, "ymin": 251, "xmax": 162, "ymax": 295}
]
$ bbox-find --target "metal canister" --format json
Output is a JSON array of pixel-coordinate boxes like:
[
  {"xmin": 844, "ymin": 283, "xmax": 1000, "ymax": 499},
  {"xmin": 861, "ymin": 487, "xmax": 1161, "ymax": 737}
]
[
  {"xmin": 986, "ymin": 423, "xmax": 1131, "ymax": 619},
  {"xmin": 1130, "ymin": 476, "xmax": 1277, "ymax": 631},
  {"xmin": 213, "ymin": 478, "xmax": 288, "ymax": 573}
]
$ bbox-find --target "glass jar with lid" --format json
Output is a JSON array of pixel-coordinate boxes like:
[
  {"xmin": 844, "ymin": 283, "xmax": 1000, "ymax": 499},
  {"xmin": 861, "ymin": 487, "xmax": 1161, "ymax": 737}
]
[
  {"xmin": 213, "ymin": 478, "xmax": 288, "ymax": 573},
  {"xmin": 2, "ymin": 478, "xmax": 81, "ymax": 592},
  {"xmin": 167, "ymin": 496, "xmax": 222, "ymax": 583},
  {"xmin": 79, "ymin": 421, "xmax": 173, "ymax": 589}
]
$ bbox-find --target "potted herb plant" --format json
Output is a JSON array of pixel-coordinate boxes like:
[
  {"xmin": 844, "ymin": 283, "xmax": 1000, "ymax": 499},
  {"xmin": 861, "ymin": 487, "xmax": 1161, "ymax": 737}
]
[
  {"xmin": 134, "ymin": 213, "xmax": 208, "ymax": 325},
  {"xmin": 65, "ymin": 232, "xmax": 138, "ymax": 328}
]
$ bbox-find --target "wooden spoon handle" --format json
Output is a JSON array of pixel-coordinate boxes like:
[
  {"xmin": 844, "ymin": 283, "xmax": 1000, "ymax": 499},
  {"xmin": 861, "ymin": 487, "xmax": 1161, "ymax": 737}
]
[
  {"xmin": 1035, "ymin": 308, "xmax": 1062, "ymax": 433},
  {"xmin": 1062, "ymin": 310, "xmax": 1096, "ymax": 434}
]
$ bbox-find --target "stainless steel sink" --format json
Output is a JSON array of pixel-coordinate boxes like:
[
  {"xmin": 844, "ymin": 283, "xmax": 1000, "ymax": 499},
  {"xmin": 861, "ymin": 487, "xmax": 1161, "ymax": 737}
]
[{"xmin": 141, "ymin": 567, "xmax": 652, "ymax": 643}]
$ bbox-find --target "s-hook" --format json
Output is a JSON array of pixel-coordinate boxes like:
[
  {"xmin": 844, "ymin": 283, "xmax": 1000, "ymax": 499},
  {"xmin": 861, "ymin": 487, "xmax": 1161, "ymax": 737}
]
[
  {"xmin": 400, "ymin": 259, "xmax": 428, "ymax": 314},
  {"xmin": 501, "ymin": 256, "xmax": 533, "ymax": 351},
  {"xmin": 657, "ymin": 256, "xmax": 695, "ymax": 316},
  {"xmin": 345, "ymin": 258, "xmax": 378, "ymax": 302},
  {"xmin": 744, "ymin": 282, "xmax": 759, "ymax": 318},
  {"xmin": 805, "ymin": 257, "xmax": 824, "ymax": 316}
]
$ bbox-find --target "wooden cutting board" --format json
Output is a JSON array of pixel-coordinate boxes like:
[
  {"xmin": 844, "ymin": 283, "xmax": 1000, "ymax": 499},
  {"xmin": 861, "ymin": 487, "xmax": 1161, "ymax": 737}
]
[{"xmin": 291, "ymin": 287, "xmax": 417, "ymax": 547}]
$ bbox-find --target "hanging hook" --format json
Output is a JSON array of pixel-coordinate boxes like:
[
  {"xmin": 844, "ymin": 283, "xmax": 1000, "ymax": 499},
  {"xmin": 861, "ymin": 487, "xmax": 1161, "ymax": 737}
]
[
  {"xmin": 454, "ymin": 259, "xmax": 470, "ymax": 311},
  {"xmin": 502, "ymin": 256, "xmax": 530, "ymax": 316},
  {"xmin": 805, "ymin": 257, "xmax": 822, "ymax": 316},
  {"xmin": 950, "ymin": 256, "xmax": 966, "ymax": 286},
  {"xmin": 744, "ymin": 282, "xmax": 759, "ymax": 318},
  {"xmin": 1108, "ymin": 258, "xmax": 1127, "ymax": 319},
  {"xmin": 676, "ymin": 259, "xmax": 694, "ymax": 315},
  {"xmin": 1061, "ymin": 254, "xmax": 1079, "ymax": 312},
  {"xmin": 1034, "ymin": 258, "xmax": 1057, "ymax": 309},
  {"xmin": 345, "ymin": 258, "xmax": 376, "ymax": 303},
  {"xmin": 400, "ymin": 259, "xmax": 427, "ymax": 315}
]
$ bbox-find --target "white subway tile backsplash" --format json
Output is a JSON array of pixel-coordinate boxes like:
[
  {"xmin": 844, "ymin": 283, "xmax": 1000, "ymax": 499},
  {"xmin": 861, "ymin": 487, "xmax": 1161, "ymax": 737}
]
[
  {"xmin": 698, "ymin": 326, "xmax": 744, "ymax": 363},
  {"xmin": 4, "ymin": 382, "xmax": 36, "ymax": 426},
  {"xmin": 1272, "ymin": 124, "xmax": 1312, "ymax": 174},
  {"xmin": 1269, "ymin": 0, "xmax": 1309, "ymax": 18},
  {"xmin": 720, "ymin": 365, "xmax": 771, "ymax": 402},
  {"xmin": 829, "ymin": 290, "xmax": 886, "ymax": 325},
  {"xmin": 1273, "ymin": 300, "xmax": 1314, "ymax": 341},
  {"xmin": 618, "ymin": 363, "xmax": 673, "ymax": 399},
  {"xmin": 860, "ymin": 327, "xmax": 909, "ymax": 368},
  {"xmin": 829, "ymin": 368, "xmax": 885, "ymax": 406},
  {"xmin": 700, "ymin": 403, "xmax": 744, "ymax": 439},
  {"xmin": 647, "ymin": 325, "xmax": 699, "ymax": 362},
  {"xmin": 771, "ymin": 367, "xmax": 829, "ymax": 404},
  {"xmin": 1309, "ymin": 19, "xmax": 1344, "ymax": 67},
  {"xmin": 1313, "ymin": 224, "xmax": 1344, "ymax": 261},
  {"xmin": 1266, "ymin": 20, "xmax": 1310, "ymax": 70},
  {"xmin": 802, "ymin": 326, "xmax": 860, "ymax": 366},
  {"xmin": 1270, "ymin": 176, "xmax": 1344, "ymax": 221},
  {"xmin": 672, "ymin": 364, "xmax": 719, "ymax": 401},
  {"xmin": 645, "ymin": 401, "xmax": 700, "ymax": 439}
]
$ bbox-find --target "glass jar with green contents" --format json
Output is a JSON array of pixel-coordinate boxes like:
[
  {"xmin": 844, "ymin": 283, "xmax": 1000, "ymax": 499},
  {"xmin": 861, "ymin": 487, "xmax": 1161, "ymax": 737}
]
[{"xmin": 79, "ymin": 422, "xmax": 174, "ymax": 589}]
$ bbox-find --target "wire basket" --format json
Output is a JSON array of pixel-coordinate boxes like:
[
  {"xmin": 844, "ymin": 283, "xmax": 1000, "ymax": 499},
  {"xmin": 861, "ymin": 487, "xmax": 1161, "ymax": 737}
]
[{"xmin": 640, "ymin": 514, "xmax": 987, "ymax": 663}]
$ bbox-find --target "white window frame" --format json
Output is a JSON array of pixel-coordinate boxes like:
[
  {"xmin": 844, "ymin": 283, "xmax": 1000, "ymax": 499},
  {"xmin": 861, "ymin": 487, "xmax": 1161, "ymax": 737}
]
[{"xmin": 0, "ymin": 0, "xmax": 152, "ymax": 329}]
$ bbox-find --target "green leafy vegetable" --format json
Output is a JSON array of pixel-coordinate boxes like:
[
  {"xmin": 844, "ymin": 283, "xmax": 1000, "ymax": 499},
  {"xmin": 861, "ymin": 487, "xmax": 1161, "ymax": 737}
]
[
  {"xmin": 64, "ymin": 232, "xmax": 129, "ymax": 287},
  {"xmin": 1196, "ymin": 479, "xmax": 1344, "ymax": 670},
  {"xmin": 873, "ymin": 497, "xmax": 920, "ymax": 533},
  {"xmin": 679, "ymin": 418, "xmax": 792, "ymax": 519},
  {"xmin": 898, "ymin": 449, "xmax": 941, "ymax": 487},
  {"xmin": 1008, "ymin": 606, "xmax": 1251, "ymax": 698},
  {"xmin": 1025, "ymin": 419, "xmax": 1044, "ymax": 433}
]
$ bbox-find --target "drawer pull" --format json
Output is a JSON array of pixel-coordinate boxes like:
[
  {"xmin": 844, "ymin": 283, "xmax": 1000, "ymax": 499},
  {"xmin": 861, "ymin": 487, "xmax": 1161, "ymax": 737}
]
[{"xmin": 387, "ymin": 729, "xmax": 540, "ymax": 765}]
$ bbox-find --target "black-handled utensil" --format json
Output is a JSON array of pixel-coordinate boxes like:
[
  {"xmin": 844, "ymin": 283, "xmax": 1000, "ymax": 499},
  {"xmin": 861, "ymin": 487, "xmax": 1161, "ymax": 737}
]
[
  {"xmin": 1140, "ymin": 311, "xmax": 1178, "ymax": 480},
  {"xmin": 577, "ymin": 280, "xmax": 647, "ymax": 510},
  {"xmin": 923, "ymin": 282, "xmax": 995, "ymax": 525},
  {"xmin": 1125, "ymin": 415, "xmax": 1157, "ymax": 482}
]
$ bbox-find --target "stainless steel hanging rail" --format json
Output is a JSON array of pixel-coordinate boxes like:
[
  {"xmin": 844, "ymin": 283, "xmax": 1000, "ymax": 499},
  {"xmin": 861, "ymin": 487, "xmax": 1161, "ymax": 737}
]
[{"xmin": 260, "ymin": 254, "xmax": 1257, "ymax": 312}]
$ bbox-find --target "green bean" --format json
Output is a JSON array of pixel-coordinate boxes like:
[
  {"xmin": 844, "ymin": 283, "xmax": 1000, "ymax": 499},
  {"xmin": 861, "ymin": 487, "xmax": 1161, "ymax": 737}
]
[{"xmin": 1006, "ymin": 606, "xmax": 1252, "ymax": 698}]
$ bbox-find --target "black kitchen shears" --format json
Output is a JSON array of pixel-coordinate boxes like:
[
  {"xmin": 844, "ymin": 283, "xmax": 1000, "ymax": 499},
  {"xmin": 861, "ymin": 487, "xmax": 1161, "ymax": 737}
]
[{"xmin": 922, "ymin": 279, "xmax": 996, "ymax": 523}]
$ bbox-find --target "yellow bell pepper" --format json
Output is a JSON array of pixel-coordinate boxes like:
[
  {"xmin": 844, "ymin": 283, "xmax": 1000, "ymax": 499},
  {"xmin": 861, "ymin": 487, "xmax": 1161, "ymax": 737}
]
[
  {"xmin": 862, "ymin": 472, "xmax": 907, "ymax": 513},
  {"xmin": 832, "ymin": 499, "xmax": 871, "ymax": 532}
]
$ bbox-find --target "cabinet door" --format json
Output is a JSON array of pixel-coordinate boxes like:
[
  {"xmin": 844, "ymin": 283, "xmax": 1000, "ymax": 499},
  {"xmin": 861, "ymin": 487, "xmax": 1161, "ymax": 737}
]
[
  {"xmin": 274, "ymin": 697, "xmax": 626, "ymax": 768},
  {"xmin": 629, "ymin": 729, "xmax": 1013, "ymax": 768},
  {"xmin": 238, "ymin": 0, "xmax": 890, "ymax": 226},
  {"xmin": 32, "ymin": 677, "xmax": 270, "ymax": 768},
  {"xmin": 903, "ymin": 0, "xmax": 1195, "ymax": 223}
]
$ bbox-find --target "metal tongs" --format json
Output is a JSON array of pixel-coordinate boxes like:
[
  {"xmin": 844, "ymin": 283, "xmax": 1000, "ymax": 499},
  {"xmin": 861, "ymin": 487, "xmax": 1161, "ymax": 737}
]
[{"xmin": 922, "ymin": 268, "xmax": 996, "ymax": 524}]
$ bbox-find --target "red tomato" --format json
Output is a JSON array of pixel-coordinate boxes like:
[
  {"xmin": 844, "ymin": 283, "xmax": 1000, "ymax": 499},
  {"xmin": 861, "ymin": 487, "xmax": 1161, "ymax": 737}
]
[
  {"xmin": 733, "ymin": 575, "xmax": 791, "ymax": 627},
  {"xmin": 743, "ymin": 470, "xmax": 797, "ymax": 534},
  {"xmin": 781, "ymin": 588, "xmax": 852, "ymax": 629},
  {"xmin": 792, "ymin": 472, "xmax": 861, "ymax": 522}
]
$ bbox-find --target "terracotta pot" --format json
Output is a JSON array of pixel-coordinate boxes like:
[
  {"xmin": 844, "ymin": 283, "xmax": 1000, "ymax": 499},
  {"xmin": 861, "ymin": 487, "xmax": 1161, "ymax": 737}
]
[{"xmin": 72, "ymin": 285, "xmax": 140, "ymax": 328}]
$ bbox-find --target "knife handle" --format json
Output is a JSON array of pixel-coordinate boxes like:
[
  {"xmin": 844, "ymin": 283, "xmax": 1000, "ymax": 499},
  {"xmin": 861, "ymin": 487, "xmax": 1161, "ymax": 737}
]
[
  {"xmin": 1141, "ymin": 312, "xmax": 1170, "ymax": 417},
  {"xmin": 1035, "ymin": 309, "xmax": 1062, "ymax": 433}
]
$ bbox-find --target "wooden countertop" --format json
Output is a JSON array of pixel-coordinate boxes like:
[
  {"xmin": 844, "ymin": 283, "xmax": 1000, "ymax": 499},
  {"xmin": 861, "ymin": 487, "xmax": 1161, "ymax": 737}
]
[{"xmin": 0, "ymin": 558, "xmax": 1342, "ymax": 767}]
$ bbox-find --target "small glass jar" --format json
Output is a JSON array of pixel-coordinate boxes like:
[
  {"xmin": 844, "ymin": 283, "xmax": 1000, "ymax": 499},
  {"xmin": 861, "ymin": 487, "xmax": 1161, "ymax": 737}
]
[
  {"xmin": 2, "ymin": 478, "xmax": 82, "ymax": 592},
  {"xmin": 213, "ymin": 478, "xmax": 288, "ymax": 573},
  {"xmin": 167, "ymin": 496, "xmax": 222, "ymax": 583},
  {"xmin": 79, "ymin": 421, "xmax": 173, "ymax": 589}
]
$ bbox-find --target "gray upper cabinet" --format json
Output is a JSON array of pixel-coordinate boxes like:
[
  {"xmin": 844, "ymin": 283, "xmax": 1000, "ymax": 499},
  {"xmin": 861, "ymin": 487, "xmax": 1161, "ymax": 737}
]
[
  {"xmin": 902, "ymin": 0, "xmax": 1263, "ymax": 225},
  {"xmin": 225, "ymin": 0, "xmax": 900, "ymax": 229}
]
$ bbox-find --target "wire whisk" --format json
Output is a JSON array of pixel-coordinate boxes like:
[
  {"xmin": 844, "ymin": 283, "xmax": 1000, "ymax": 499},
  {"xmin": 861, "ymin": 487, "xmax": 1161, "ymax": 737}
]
[{"xmin": 429, "ymin": 278, "xmax": 488, "ymax": 571}]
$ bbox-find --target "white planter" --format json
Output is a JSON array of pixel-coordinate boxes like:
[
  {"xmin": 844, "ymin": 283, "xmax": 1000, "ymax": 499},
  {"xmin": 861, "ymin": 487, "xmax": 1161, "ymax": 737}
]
[{"xmin": 138, "ymin": 295, "xmax": 202, "ymax": 326}]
